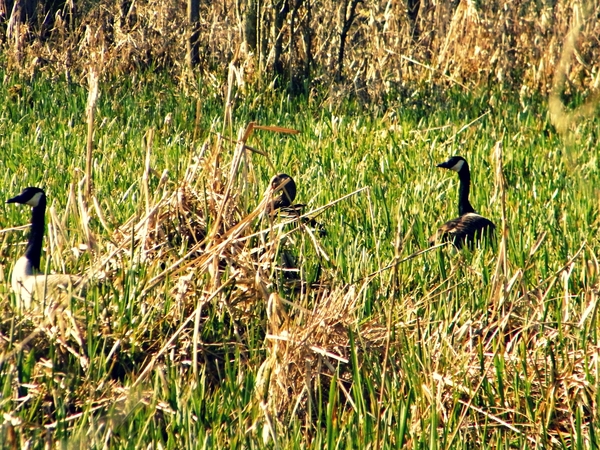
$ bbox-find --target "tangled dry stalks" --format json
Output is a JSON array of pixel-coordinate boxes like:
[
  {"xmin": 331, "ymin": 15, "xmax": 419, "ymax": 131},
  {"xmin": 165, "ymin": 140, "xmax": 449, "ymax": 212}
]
[{"xmin": 2, "ymin": 0, "xmax": 599, "ymax": 99}]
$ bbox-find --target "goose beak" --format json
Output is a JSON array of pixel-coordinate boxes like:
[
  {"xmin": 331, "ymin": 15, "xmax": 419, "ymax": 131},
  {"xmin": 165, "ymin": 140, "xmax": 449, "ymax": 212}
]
[
  {"xmin": 436, "ymin": 161, "xmax": 450, "ymax": 169},
  {"xmin": 6, "ymin": 194, "xmax": 21, "ymax": 204}
]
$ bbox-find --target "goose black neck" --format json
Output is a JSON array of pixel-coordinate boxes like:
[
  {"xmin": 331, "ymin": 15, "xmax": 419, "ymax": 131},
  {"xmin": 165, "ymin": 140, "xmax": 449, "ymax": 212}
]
[
  {"xmin": 25, "ymin": 196, "xmax": 46, "ymax": 271},
  {"xmin": 457, "ymin": 168, "xmax": 475, "ymax": 216}
]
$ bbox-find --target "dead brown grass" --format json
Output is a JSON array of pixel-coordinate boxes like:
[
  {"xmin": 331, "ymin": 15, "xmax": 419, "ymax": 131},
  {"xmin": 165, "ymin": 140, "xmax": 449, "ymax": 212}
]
[
  {"xmin": 257, "ymin": 283, "xmax": 385, "ymax": 423},
  {"xmin": 2, "ymin": 0, "xmax": 599, "ymax": 99}
]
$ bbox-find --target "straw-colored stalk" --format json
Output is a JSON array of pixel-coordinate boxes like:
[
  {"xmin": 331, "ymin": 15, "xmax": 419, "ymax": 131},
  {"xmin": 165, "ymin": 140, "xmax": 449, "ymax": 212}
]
[{"xmin": 86, "ymin": 67, "xmax": 99, "ymax": 200}]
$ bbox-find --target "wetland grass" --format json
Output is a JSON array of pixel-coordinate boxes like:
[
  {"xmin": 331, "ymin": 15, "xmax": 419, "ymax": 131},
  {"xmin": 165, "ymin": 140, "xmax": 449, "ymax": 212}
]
[{"xmin": 0, "ymin": 74, "xmax": 599, "ymax": 448}]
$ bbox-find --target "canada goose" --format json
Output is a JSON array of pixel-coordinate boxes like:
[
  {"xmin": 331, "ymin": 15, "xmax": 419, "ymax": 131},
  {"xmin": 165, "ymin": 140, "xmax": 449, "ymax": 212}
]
[
  {"xmin": 430, "ymin": 156, "xmax": 496, "ymax": 249},
  {"xmin": 267, "ymin": 173, "xmax": 297, "ymax": 212},
  {"xmin": 7, "ymin": 187, "xmax": 82, "ymax": 309},
  {"xmin": 267, "ymin": 173, "xmax": 326, "ymax": 236}
]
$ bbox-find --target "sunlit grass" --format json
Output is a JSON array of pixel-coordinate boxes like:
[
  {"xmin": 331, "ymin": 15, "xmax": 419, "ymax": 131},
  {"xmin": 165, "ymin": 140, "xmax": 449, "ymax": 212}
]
[{"xmin": 1, "ymin": 71, "xmax": 599, "ymax": 448}]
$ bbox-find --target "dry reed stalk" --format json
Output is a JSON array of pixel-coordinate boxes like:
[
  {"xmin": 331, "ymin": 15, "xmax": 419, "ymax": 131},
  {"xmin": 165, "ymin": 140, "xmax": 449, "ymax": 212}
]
[
  {"xmin": 490, "ymin": 141, "xmax": 508, "ymax": 312},
  {"xmin": 6, "ymin": 1, "xmax": 23, "ymax": 67},
  {"xmin": 259, "ymin": 400, "xmax": 280, "ymax": 449},
  {"xmin": 48, "ymin": 206, "xmax": 67, "ymax": 272},
  {"xmin": 75, "ymin": 176, "xmax": 96, "ymax": 252},
  {"xmin": 92, "ymin": 195, "xmax": 113, "ymax": 235},
  {"xmin": 193, "ymin": 98, "xmax": 202, "ymax": 143},
  {"xmin": 85, "ymin": 67, "xmax": 99, "ymax": 201},
  {"xmin": 223, "ymin": 63, "xmax": 237, "ymax": 133},
  {"xmin": 63, "ymin": 183, "xmax": 77, "ymax": 227},
  {"xmin": 142, "ymin": 129, "xmax": 154, "ymax": 214}
]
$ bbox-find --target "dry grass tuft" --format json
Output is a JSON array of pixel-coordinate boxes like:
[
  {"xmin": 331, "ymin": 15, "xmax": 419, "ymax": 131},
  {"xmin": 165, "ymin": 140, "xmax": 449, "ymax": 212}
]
[
  {"xmin": 422, "ymin": 239, "xmax": 598, "ymax": 446},
  {"xmin": 104, "ymin": 125, "xmax": 311, "ymax": 357},
  {"xmin": 105, "ymin": 123, "xmax": 384, "ymax": 421},
  {"xmin": 106, "ymin": 124, "xmax": 380, "ymax": 418},
  {"xmin": 257, "ymin": 285, "xmax": 367, "ymax": 421}
]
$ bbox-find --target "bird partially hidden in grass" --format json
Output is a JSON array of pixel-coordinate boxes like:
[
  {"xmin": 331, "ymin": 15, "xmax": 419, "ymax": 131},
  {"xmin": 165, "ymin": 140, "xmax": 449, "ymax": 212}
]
[
  {"xmin": 429, "ymin": 156, "xmax": 496, "ymax": 249},
  {"xmin": 267, "ymin": 173, "xmax": 326, "ymax": 237},
  {"xmin": 267, "ymin": 173, "xmax": 297, "ymax": 212},
  {"xmin": 7, "ymin": 187, "xmax": 84, "ymax": 310}
]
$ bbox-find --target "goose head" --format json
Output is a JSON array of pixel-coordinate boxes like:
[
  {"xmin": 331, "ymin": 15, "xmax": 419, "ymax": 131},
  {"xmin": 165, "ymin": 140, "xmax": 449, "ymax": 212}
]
[
  {"xmin": 437, "ymin": 156, "xmax": 469, "ymax": 175},
  {"xmin": 7, "ymin": 186, "xmax": 46, "ymax": 207}
]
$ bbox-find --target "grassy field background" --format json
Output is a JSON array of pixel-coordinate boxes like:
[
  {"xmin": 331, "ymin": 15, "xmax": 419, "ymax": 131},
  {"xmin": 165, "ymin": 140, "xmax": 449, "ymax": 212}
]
[{"xmin": 0, "ymin": 68, "xmax": 599, "ymax": 449}]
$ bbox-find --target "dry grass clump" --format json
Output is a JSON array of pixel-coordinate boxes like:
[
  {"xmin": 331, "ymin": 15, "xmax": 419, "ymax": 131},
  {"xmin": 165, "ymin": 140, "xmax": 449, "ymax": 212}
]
[
  {"xmin": 257, "ymin": 284, "xmax": 384, "ymax": 424},
  {"xmin": 104, "ymin": 125, "xmax": 315, "ymax": 357},
  {"xmin": 431, "ymin": 264, "xmax": 599, "ymax": 446},
  {"xmin": 105, "ymin": 124, "xmax": 385, "ymax": 425},
  {"xmin": 107, "ymin": 124, "xmax": 382, "ymax": 412}
]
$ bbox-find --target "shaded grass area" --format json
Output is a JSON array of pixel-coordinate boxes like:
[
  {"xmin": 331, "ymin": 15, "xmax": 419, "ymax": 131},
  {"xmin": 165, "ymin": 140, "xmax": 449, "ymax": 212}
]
[{"xmin": 0, "ymin": 71, "xmax": 599, "ymax": 448}]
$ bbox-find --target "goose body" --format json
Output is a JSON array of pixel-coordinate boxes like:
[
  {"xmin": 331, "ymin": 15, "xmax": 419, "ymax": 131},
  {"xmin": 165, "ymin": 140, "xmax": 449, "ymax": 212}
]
[
  {"xmin": 267, "ymin": 174, "xmax": 326, "ymax": 236},
  {"xmin": 267, "ymin": 173, "xmax": 297, "ymax": 212},
  {"xmin": 7, "ymin": 187, "xmax": 82, "ymax": 309},
  {"xmin": 430, "ymin": 156, "xmax": 495, "ymax": 249}
]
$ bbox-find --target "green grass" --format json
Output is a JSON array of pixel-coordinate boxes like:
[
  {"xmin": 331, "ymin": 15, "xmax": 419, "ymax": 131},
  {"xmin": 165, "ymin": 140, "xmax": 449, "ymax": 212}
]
[{"xmin": 1, "ymin": 71, "xmax": 599, "ymax": 449}]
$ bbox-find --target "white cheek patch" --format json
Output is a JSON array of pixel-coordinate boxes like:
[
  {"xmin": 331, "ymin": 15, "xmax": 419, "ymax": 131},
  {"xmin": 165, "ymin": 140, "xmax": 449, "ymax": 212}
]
[
  {"xmin": 449, "ymin": 159, "xmax": 465, "ymax": 172},
  {"xmin": 25, "ymin": 192, "xmax": 43, "ymax": 207}
]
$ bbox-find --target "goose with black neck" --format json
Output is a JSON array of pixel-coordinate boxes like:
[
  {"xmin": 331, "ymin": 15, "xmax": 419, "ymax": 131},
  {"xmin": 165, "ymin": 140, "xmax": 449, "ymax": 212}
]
[
  {"xmin": 430, "ymin": 156, "xmax": 496, "ymax": 249},
  {"xmin": 7, "ymin": 187, "xmax": 83, "ymax": 309}
]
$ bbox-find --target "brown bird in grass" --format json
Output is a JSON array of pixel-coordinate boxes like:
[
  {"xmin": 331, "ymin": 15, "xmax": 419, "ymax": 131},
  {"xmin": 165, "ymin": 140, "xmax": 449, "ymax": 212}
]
[{"xmin": 429, "ymin": 156, "xmax": 495, "ymax": 249}]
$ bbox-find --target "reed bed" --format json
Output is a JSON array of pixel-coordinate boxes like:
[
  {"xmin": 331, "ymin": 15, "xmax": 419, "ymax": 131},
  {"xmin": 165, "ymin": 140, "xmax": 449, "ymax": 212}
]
[{"xmin": 2, "ymin": 0, "xmax": 599, "ymax": 99}]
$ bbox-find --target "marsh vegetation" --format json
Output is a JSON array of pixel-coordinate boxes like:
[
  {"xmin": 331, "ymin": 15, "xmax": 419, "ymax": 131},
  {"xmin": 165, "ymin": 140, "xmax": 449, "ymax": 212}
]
[{"xmin": 1, "ymin": 1, "xmax": 599, "ymax": 448}]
